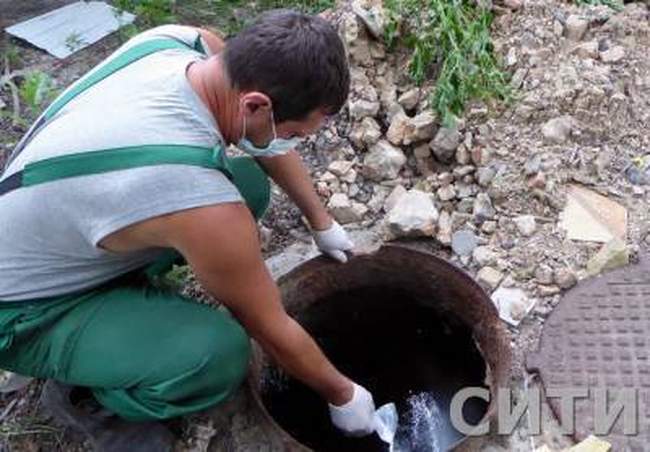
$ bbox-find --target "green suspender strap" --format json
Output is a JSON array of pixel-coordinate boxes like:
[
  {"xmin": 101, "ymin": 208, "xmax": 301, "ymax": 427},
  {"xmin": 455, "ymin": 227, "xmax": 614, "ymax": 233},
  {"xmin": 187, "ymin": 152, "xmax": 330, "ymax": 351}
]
[
  {"xmin": 0, "ymin": 33, "xmax": 270, "ymax": 281},
  {"xmin": 0, "ymin": 37, "xmax": 270, "ymax": 220},
  {"xmin": 0, "ymin": 36, "xmax": 270, "ymax": 279}
]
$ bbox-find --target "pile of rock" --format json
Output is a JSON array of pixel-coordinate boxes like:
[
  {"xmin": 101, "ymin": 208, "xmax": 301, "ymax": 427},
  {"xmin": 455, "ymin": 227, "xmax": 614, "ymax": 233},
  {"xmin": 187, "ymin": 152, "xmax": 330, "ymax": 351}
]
[{"xmin": 301, "ymin": 0, "xmax": 649, "ymax": 333}]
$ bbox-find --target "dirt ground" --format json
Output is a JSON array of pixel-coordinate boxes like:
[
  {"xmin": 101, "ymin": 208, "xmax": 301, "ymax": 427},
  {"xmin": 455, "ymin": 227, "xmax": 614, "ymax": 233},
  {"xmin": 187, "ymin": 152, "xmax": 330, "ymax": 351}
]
[{"xmin": 1, "ymin": 0, "xmax": 649, "ymax": 450}]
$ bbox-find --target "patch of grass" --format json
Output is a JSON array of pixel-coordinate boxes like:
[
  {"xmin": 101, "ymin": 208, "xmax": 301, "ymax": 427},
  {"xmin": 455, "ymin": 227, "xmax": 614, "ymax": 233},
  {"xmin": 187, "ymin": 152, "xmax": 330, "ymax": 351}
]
[
  {"xmin": 385, "ymin": 0, "xmax": 511, "ymax": 125},
  {"xmin": 177, "ymin": 0, "xmax": 335, "ymax": 36},
  {"xmin": 114, "ymin": 0, "xmax": 177, "ymax": 28},
  {"xmin": 0, "ymin": 42, "xmax": 21, "ymax": 70},
  {"xmin": 575, "ymin": 0, "xmax": 623, "ymax": 11},
  {"xmin": 18, "ymin": 71, "xmax": 57, "ymax": 118}
]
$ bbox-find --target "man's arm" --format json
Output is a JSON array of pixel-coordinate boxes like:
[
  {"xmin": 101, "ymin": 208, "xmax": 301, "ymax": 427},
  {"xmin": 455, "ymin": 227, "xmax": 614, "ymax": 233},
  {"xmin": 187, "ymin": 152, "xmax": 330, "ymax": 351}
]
[
  {"xmin": 163, "ymin": 203, "xmax": 353, "ymax": 405},
  {"xmin": 256, "ymin": 150, "xmax": 332, "ymax": 230}
]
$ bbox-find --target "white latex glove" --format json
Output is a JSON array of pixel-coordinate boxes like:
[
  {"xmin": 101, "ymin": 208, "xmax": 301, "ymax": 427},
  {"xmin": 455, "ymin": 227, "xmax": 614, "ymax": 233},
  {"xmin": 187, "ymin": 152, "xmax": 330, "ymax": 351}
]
[
  {"xmin": 312, "ymin": 220, "xmax": 354, "ymax": 263},
  {"xmin": 328, "ymin": 383, "xmax": 376, "ymax": 437}
]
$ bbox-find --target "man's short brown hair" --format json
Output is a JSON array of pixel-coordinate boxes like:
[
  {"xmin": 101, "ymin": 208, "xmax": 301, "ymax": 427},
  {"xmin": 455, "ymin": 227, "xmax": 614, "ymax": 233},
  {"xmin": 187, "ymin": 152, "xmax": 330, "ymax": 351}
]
[{"xmin": 223, "ymin": 9, "xmax": 350, "ymax": 123}]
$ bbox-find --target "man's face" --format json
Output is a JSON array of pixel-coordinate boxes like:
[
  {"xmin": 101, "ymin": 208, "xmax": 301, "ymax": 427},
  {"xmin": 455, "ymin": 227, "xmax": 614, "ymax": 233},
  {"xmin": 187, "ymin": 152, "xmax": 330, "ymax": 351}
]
[
  {"xmin": 239, "ymin": 92, "xmax": 328, "ymax": 147},
  {"xmin": 275, "ymin": 109, "xmax": 328, "ymax": 141}
]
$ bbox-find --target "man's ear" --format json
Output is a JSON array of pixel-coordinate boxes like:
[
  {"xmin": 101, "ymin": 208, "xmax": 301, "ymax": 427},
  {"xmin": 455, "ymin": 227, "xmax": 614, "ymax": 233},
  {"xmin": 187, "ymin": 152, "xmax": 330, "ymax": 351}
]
[{"xmin": 241, "ymin": 92, "xmax": 272, "ymax": 117}]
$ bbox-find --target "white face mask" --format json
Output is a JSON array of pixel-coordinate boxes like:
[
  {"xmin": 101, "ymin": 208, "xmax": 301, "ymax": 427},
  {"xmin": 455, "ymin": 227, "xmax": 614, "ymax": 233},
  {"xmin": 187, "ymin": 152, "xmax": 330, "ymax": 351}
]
[{"xmin": 237, "ymin": 110, "xmax": 300, "ymax": 157}]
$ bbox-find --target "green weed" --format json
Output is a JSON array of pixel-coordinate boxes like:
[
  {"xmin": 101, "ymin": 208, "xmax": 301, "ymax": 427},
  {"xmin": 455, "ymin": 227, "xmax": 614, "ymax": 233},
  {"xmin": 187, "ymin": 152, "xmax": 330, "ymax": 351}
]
[
  {"xmin": 0, "ymin": 42, "xmax": 21, "ymax": 70},
  {"xmin": 113, "ymin": 0, "xmax": 177, "ymax": 28},
  {"xmin": 64, "ymin": 32, "xmax": 87, "ymax": 53},
  {"xmin": 176, "ymin": 0, "xmax": 335, "ymax": 37},
  {"xmin": 18, "ymin": 71, "xmax": 57, "ymax": 117},
  {"xmin": 385, "ymin": 0, "xmax": 511, "ymax": 125}
]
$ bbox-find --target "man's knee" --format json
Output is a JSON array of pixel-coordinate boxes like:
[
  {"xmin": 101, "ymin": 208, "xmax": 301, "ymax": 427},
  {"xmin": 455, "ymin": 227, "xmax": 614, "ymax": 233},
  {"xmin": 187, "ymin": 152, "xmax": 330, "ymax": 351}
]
[{"xmin": 192, "ymin": 312, "xmax": 251, "ymax": 397}]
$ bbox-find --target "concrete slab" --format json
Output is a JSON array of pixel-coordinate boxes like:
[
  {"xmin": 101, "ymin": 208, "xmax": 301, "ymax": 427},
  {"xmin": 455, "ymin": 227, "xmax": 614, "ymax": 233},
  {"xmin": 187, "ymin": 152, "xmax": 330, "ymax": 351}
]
[{"xmin": 558, "ymin": 185, "xmax": 627, "ymax": 243}]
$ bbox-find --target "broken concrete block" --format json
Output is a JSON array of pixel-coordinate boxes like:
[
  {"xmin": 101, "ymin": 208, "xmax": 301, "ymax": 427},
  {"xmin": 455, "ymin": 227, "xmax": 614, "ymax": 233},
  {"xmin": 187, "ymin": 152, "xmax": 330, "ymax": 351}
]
[
  {"xmin": 328, "ymin": 193, "xmax": 367, "ymax": 224},
  {"xmin": 349, "ymin": 99, "xmax": 380, "ymax": 119},
  {"xmin": 362, "ymin": 141, "xmax": 407, "ymax": 181},
  {"xmin": 565, "ymin": 435, "xmax": 611, "ymax": 452},
  {"xmin": 383, "ymin": 185, "xmax": 407, "ymax": 212},
  {"xmin": 398, "ymin": 88, "xmax": 420, "ymax": 110},
  {"xmin": 477, "ymin": 266, "xmax": 504, "ymax": 290},
  {"xmin": 491, "ymin": 287, "xmax": 535, "ymax": 326},
  {"xmin": 327, "ymin": 160, "xmax": 355, "ymax": 177},
  {"xmin": 384, "ymin": 190, "xmax": 439, "ymax": 240},
  {"xmin": 559, "ymin": 185, "xmax": 627, "ymax": 243},
  {"xmin": 586, "ymin": 238, "xmax": 629, "ymax": 276}
]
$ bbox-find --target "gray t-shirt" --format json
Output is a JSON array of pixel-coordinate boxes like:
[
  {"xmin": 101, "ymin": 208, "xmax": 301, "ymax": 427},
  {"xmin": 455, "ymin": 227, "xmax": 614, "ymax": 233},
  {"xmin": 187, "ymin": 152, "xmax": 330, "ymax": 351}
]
[{"xmin": 0, "ymin": 25, "xmax": 242, "ymax": 301}]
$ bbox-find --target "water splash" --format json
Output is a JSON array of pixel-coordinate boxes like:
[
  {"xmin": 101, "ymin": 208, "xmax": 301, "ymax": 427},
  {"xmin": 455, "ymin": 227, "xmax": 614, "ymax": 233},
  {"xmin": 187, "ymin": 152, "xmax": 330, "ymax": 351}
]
[{"xmin": 394, "ymin": 392, "xmax": 444, "ymax": 452}]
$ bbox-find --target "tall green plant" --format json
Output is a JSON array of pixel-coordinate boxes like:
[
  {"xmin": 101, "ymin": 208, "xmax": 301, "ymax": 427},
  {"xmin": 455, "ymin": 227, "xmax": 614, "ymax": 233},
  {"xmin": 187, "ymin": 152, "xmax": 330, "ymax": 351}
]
[
  {"xmin": 19, "ymin": 71, "xmax": 57, "ymax": 117},
  {"xmin": 385, "ymin": 0, "xmax": 511, "ymax": 124}
]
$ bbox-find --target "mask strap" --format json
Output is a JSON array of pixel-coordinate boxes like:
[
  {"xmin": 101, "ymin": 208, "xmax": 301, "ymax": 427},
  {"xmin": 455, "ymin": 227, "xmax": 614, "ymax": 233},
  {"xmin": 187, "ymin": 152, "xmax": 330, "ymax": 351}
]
[{"xmin": 270, "ymin": 110, "xmax": 279, "ymax": 141}]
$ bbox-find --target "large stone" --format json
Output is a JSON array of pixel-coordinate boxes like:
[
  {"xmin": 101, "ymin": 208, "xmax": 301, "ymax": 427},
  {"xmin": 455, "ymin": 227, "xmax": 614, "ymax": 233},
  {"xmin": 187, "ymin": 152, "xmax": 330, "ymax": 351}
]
[
  {"xmin": 565, "ymin": 15, "xmax": 589, "ymax": 41},
  {"xmin": 541, "ymin": 116, "xmax": 575, "ymax": 144},
  {"xmin": 363, "ymin": 141, "xmax": 407, "ymax": 181},
  {"xmin": 384, "ymin": 190, "xmax": 439, "ymax": 239},
  {"xmin": 473, "ymin": 193, "xmax": 496, "ymax": 222},
  {"xmin": 451, "ymin": 230, "xmax": 478, "ymax": 256},
  {"xmin": 409, "ymin": 111, "xmax": 437, "ymax": 143},
  {"xmin": 476, "ymin": 166, "xmax": 496, "ymax": 187},
  {"xmin": 350, "ymin": 117, "xmax": 382, "ymax": 148},
  {"xmin": 351, "ymin": 0, "xmax": 386, "ymax": 40},
  {"xmin": 327, "ymin": 160, "xmax": 355, "ymax": 177},
  {"xmin": 586, "ymin": 238, "xmax": 629, "ymax": 276},
  {"xmin": 477, "ymin": 266, "xmax": 504, "ymax": 290},
  {"xmin": 491, "ymin": 287, "xmax": 535, "ymax": 326},
  {"xmin": 398, "ymin": 88, "xmax": 420, "ymax": 110},
  {"xmin": 473, "ymin": 246, "xmax": 497, "ymax": 267},
  {"xmin": 430, "ymin": 125, "xmax": 461, "ymax": 163},
  {"xmin": 328, "ymin": 193, "xmax": 367, "ymax": 224},
  {"xmin": 383, "ymin": 185, "xmax": 407, "ymax": 212},
  {"xmin": 349, "ymin": 99, "xmax": 380, "ymax": 120},
  {"xmin": 327, "ymin": 193, "xmax": 352, "ymax": 221},
  {"xmin": 514, "ymin": 214, "xmax": 537, "ymax": 236},
  {"xmin": 437, "ymin": 184, "xmax": 457, "ymax": 202},
  {"xmin": 386, "ymin": 111, "xmax": 411, "ymax": 145},
  {"xmin": 367, "ymin": 186, "xmax": 391, "ymax": 213}
]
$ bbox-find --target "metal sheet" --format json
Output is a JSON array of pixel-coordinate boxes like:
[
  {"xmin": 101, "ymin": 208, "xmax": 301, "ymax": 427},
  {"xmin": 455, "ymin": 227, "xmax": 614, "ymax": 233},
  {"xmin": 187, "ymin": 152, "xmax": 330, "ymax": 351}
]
[
  {"xmin": 527, "ymin": 256, "xmax": 650, "ymax": 451},
  {"xmin": 5, "ymin": 1, "xmax": 135, "ymax": 59}
]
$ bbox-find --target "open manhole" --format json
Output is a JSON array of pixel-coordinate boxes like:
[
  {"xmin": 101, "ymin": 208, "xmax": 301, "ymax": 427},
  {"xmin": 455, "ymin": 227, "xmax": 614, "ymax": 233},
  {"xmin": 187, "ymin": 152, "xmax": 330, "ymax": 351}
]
[
  {"xmin": 250, "ymin": 245, "xmax": 511, "ymax": 451},
  {"xmin": 527, "ymin": 255, "xmax": 650, "ymax": 450}
]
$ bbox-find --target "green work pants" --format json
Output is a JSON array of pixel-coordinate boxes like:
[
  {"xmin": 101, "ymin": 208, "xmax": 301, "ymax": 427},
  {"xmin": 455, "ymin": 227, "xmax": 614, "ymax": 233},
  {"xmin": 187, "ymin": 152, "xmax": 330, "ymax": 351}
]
[{"xmin": 0, "ymin": 157, "xmax": 269, "ymax": 421}]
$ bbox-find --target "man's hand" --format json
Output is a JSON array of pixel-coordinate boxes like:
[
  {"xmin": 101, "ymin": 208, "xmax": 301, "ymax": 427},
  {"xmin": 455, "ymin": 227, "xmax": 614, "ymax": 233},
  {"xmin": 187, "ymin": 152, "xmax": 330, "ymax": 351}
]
[
  {"xmin": 312, "ymin": 220, "xmax": 354, "ymax": 263},
  {"xmin": 329, "ymin": 383, "xmax": 377, "ymax": 437}
]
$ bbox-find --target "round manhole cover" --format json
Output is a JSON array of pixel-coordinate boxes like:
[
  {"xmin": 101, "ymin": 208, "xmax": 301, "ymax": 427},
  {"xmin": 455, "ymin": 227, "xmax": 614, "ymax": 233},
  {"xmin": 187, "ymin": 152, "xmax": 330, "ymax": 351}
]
[{"xmin": 527, "ymin": 257, "xmax": 650, "ymax": 450}]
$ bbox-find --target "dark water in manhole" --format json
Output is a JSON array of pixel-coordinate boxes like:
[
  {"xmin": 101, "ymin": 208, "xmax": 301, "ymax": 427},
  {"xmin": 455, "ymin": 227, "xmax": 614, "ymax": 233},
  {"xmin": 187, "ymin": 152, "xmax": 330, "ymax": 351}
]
[{"xmin": 261, "ymin": 286, "xmax": 489, "ymax": 452}]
